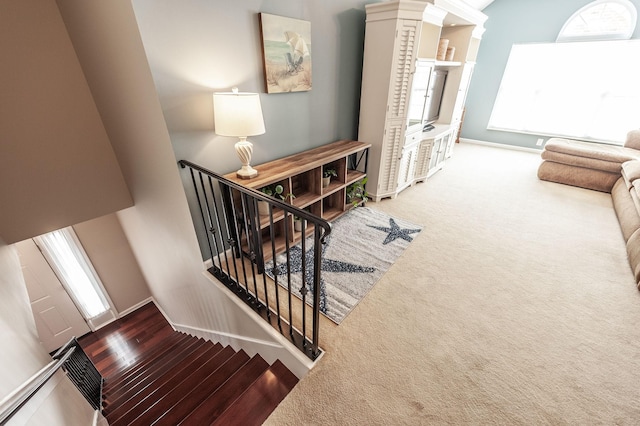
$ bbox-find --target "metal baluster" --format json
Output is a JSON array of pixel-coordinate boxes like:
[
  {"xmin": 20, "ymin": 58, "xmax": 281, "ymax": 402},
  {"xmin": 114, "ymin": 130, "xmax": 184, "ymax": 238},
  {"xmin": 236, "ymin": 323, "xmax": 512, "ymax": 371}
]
[
  {"xmin": 241, "ymin": 194, "xmax": 260, "ymax": 300},
  {"xmin": 197, "ymin": 172, "xmax": 224, "ymax": 272},
  {"xmin": 207, "ymin": 177, "xmax": 233, "ymax": 276},
  {"xmin": 300, "ymin": 218, "xmax": 307, "ymax": 346},
  {"xmin": 219, "ymin": 183, "xmax": 242, "ymax": 288},
  {"xmin": 284, "ymin": 210, "xmax": 293, "ymax": 337},
  {"xmin": 267, "ymin": 205, "xmax": 281, "ymax": 327},
  {"xmin": 311, "ymin": 226, "xmax": 323, "ymax": 356},
  {"xmin": 61, "ymin": 345, "xmax": 101, "ymax": 410},
  {"xmin": 237, "ymin": 193, "xmax": 254, "ymax": 295},
  {"xmin": 198, "ymin": 173, "xmax": 229, "ymax": 270},
  {"xmin": 188, "ymin": 169, "xmax": 216, "ymax": 262},
  {"xmin": 177, "ymin": 160, "xmax": 336, "ymax": 360},
  {"xmin": 228, "ymin": 187, "xmax": 250, "ymax": 293}
]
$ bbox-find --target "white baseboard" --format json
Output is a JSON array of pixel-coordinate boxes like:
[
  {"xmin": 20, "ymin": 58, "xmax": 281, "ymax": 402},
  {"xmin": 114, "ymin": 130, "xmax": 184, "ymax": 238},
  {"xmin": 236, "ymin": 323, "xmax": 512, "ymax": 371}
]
[
  {"xmin": 460, "ymin": 138, "xmax": 542, "ymax": 154},
  {"xmin": 143, "ymin": 297, "xmax": 178, "ymax": 331},
  {"xmin": 117, "ymin": 297, "xmax": 154, "ymax": 319},
  {"xmin": 151, "ymin": 268, "xmax": 317, "ymax": 379},
  {"xmin": 172, "ymin": 310, "xmax": 317, "ymax": 380},
  {"xmin": 93, "ymin": 409, "xmax": 108, "ymax": 426}
]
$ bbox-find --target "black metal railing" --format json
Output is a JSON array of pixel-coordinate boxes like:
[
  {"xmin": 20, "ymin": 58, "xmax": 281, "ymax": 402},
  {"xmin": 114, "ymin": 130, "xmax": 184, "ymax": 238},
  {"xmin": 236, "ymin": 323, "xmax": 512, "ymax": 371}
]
[
  {"xmin": 179, "ymin": 160, "xmax": 331, "ymax": 360},
  {"xmin": 0, "ymin": 337, "xmax": 102, "ymax": 425},
  {"xmin": 53, "ymin": 338, "xmax": 102, "ymax": 410}
]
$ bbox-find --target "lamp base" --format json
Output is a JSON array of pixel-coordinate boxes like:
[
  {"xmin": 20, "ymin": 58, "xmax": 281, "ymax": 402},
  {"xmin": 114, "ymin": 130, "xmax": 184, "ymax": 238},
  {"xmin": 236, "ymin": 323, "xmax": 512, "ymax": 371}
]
[
  {"xmin": 234, "ymin": 138, "xmax": 258, "ymax": 179},
  {"xmin": 236, "ymin": 165, "xmax": 258, "ymax": 179}
]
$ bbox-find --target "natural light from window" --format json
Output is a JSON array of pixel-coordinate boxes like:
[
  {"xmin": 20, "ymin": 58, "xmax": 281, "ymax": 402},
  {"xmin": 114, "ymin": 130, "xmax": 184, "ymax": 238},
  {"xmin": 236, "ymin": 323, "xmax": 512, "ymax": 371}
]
[
  {"xmin": 488, "ymin": 0, "xmax": 639, "ymax": 145},
  {"xmin": 558, "ymin": 0, "xmax": 637, "ymax": 41},
  {"xmin": 36, "ymin": 228, "xmax": 110, "ymax": 319}
]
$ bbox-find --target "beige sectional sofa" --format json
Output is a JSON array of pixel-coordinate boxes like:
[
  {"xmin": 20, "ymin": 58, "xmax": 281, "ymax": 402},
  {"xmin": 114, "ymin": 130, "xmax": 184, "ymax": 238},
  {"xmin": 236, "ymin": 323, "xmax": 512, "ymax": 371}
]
[{"xmin": 538, "ymin": 131, "xmax": 640, "ymax": 288}]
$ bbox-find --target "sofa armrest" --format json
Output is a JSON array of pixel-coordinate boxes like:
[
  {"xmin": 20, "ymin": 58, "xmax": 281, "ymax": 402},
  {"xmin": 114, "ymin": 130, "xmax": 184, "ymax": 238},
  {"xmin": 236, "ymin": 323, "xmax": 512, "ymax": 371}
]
[{"xmin": 624, "ymin": 129, "xmax": 640, "ymax": 150}]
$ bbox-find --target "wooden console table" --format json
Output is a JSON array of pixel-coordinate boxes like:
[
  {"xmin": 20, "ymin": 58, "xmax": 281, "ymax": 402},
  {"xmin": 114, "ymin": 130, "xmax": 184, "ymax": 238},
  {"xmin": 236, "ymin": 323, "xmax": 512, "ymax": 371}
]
[{"xmin": 223, "ymin": 139, "xmax": 370, "ymax": 265}]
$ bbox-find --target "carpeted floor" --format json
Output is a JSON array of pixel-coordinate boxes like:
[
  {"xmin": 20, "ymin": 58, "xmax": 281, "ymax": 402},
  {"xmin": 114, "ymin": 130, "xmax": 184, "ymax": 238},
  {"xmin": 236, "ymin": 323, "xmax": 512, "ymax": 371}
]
[{"xmin": 265, "ymin": 142, "xmax": 640, "ymax": 425}]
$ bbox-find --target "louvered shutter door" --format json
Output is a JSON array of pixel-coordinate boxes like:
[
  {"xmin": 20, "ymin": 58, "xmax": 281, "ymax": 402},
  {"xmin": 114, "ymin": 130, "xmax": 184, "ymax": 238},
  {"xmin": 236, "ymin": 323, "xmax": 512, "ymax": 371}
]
[
  {"xmin": 379, "ymin": 120, "xmax": 404, "ymax": 193},
  {"xmin": 387, "ymin": 20, "xmax": 419, "ymax": 120},
  {"xmin": 415, "ymin": 140, "xmax": 432, "ymax": 179}
]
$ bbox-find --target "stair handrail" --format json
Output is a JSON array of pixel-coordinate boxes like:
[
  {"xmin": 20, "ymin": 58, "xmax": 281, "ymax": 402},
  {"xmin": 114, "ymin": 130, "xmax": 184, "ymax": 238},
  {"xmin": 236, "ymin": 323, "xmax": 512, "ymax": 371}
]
[
  {"xmin": 179, "ymin": 160, "xmax": 334, "ymax": 229},
  {"xmin": 179, "ymin": 159, "xmax": 331, "ymax": 360},
  {"xmin": 0, "ymin": 344, "xmax": 76, "ymax": 425}
]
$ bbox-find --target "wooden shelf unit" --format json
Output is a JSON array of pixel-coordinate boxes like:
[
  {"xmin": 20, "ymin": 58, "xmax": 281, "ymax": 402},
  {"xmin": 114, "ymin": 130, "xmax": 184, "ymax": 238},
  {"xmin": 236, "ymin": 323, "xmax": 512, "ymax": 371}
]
[{"xmin": 224, "ymin": 139, "xmax": 370, "ymax": 265}]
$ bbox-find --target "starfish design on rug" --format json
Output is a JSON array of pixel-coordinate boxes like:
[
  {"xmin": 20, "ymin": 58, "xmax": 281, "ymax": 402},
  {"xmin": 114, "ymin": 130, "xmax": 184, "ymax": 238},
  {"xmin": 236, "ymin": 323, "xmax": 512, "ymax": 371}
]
[
  {"xmin": 368, "ymin": 218, "xmax": 421, "ymax": 245},
  {"xmin": 267, "ymin": 235, "xmax": 375, "ymax": 314}
]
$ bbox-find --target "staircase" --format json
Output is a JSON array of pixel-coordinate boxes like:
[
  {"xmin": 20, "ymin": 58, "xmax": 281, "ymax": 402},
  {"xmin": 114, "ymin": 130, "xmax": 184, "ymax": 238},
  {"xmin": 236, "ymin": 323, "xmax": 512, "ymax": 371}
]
[{"xmin": 79, "ymin": 303, "xmax": 298, "ymax": 425}]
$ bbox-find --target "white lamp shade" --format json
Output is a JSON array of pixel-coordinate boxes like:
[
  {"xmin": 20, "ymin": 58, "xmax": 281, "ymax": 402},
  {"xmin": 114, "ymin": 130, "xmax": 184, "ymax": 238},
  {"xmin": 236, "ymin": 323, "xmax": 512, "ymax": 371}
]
[{"xmin": 213, "ymin": 91, "xmax": 265, "ymax": 137}]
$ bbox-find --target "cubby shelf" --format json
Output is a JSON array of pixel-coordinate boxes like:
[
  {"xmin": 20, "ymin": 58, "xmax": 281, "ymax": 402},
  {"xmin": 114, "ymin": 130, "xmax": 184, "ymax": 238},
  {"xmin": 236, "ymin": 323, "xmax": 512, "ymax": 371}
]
[
  {"xmin": 346, "ymin": 170, "xmax": 366, "ymax": 185},
  {"xmin": 257, "ymin": 208, "xmax": 285, "ymax": 229},
  {"xmin": 224, "ymin": 139, "xmax": 371, "ymax": 265}
]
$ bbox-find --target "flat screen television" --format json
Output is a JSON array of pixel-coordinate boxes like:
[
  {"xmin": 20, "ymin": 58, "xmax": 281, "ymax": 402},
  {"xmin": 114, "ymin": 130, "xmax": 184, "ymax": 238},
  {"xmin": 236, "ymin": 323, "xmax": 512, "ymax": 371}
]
[{"xmin": 422, "ymin": 69, "xmax": 448, "ymax": 131}]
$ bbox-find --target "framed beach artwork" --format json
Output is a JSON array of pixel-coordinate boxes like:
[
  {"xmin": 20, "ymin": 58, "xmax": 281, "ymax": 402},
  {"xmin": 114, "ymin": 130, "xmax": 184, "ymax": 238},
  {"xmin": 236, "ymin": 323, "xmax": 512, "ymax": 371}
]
[{"xmin": 259, "ymin": 13, "xmax": 312, "ymax": 93}]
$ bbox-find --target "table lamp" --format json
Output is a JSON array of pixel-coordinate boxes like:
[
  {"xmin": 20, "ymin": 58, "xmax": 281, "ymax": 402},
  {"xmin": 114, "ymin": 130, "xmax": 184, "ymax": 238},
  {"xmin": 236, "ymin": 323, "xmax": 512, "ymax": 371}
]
[{"xmin": 213, "ymin": 88, "xmax": 265, "ymax": 179}]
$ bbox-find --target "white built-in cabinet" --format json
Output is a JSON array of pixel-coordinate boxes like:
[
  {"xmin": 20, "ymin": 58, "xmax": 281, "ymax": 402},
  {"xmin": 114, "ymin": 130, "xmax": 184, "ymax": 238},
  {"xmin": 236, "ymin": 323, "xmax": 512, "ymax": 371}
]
[{"xmin": 358, "ymin": 0, "xmax": 486, "ymax": 201}]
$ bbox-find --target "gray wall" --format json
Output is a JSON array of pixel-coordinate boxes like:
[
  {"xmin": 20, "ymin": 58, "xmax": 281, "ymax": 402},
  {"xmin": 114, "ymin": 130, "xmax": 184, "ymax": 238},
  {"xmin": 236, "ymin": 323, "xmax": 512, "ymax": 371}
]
[
  {"xmin": 131, "ymin": 0, "xmax": 378, "ymax": 258},
  {"xmin": 463, "ymin": 0, "xmax": 640, "ymax": 150},
  {"xmin": 132, "ymin": 0, "xmax": 376, "ymax": 172}
]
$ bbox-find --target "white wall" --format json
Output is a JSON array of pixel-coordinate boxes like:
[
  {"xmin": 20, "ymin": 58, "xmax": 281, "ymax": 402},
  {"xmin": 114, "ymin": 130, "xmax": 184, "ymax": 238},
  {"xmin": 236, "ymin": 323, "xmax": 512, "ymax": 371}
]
[
  {"xmin": 55, "ymin": 0, "xmax": 312, "ymax": 376},
  {"xmin": 0, "ymin": 241, "xmax": 94, "ymax": 425},
  {"xmin": 0, "ymin": 0, "xmax": 133, "ymax": 244},
  {"xmin": 73, "ymin": 214, "xmax": 152, "ymax": 314}
]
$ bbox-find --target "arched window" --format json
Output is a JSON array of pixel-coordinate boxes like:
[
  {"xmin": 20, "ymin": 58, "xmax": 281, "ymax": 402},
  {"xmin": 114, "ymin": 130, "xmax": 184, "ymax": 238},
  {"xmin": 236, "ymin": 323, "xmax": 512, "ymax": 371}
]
[{"xmin": 557, "ymin": 0, "xmax": 637, "ymax": 41}]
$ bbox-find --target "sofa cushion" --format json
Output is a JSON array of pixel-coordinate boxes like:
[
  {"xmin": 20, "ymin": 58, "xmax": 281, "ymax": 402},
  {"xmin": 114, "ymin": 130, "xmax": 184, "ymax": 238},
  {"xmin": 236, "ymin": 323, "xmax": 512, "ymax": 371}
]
[
  {"xmin": 541, "ymin": 150, "xmax": 622, "ymax": 172},
  {"xmin": 626, "ymin": 228, "xmax": 640, "ymax": 287},
  {"xmin": 538, "ymin": 161, "xmax": 621, "ymax": 193},
  {"xmin": 621, "ymin": 160, "xmax": 640, "ymax": 189},
  {"xmin": 544, "ymin": 138, "xmax": 640, "ymax": 164},
  {"xmin": 631, "ymin": 184, "xmax": 640, "ymax": 216},
  {"xmin": 612, "ymin": 177, "xmax": 640, "ymax": 242},
  {"xmin": 623, "ymin": 129, "xmax": 640, "ymax": 151}
]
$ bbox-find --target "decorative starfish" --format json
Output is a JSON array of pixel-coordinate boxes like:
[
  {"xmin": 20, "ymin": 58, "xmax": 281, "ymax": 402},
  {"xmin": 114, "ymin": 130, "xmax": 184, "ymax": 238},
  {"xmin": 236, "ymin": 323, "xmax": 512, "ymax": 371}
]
[
  {"xmin": 368, "ymin": 218, "xmax": 421, "ymax": 245},
  {"xmin": 267, "ymin": 235, "xmax": 375, "ymax": 314}
]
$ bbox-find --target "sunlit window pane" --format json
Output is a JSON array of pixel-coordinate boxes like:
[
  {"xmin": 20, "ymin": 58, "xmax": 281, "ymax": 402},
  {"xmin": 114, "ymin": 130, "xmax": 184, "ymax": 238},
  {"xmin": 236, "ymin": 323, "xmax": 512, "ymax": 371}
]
[
  {"xmin": 488, "ymin": 40, "xmax": 640, "ymax": 144},
  {"xmin": 558, "ymin": 0, "xmax": 636, "ymax": 41},
  {"xmin": 37, "ymin": 228, "xmax": 110, "ymax": 319}
]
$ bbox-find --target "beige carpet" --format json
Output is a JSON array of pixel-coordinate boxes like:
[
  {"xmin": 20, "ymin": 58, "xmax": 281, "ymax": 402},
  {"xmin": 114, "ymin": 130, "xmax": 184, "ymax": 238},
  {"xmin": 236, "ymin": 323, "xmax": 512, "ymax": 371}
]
[{"xmin": 265, "ymin": 142, "xmax": 640, "ymax": 425}]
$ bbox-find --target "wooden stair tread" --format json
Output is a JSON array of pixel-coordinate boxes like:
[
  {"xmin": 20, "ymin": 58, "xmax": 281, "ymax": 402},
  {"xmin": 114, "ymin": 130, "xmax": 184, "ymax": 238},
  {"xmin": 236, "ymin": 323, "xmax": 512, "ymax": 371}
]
[
  {"xmin": 121, "ymin": 347, "xmax": 243, "ymax": 426},
  {"xmin": 177, "ymin": 355, "xmax": 270, "ymax": 425},
  {"xmin": 146, "ymin": 350, "xmax": 258, "ymax": 425},
  {"xmin": 212, "ymin": 360, "xmax": 300, "ymax": 425},
  {"xmin": 107, "ymin": 343, "xmax": 223, "ymax": 425},
  {"xmin": 95, "ymin": 320, "xmax": 175, "ymax": 377},
  {"xmin": 103, "ymin": 337, "xmax": 213, "ymax": 411},
  {"xmin": 104, "ymin": 336, "xmax": 203, "ymax": 405},
  {"xmin": 97, "ymin": 325, "xmax": 174, "ymax": 376},
  {"xmin": 79, "ymin": 302, "xmax": 175, "ymax": 378},
  {"xmin": 106, "ymin": 333, "xmax": 191, "ymax": 383},
  {"xmin": 104, "ymin": 333, "xmax": 190, "ymax": 386}
]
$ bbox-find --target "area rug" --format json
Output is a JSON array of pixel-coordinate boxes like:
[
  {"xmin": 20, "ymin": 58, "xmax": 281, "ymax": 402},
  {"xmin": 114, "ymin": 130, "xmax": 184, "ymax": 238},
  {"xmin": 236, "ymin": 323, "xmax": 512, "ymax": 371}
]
[{"xmin": 264, "ymin": 207, "xmax": 422, "ymax": 324}]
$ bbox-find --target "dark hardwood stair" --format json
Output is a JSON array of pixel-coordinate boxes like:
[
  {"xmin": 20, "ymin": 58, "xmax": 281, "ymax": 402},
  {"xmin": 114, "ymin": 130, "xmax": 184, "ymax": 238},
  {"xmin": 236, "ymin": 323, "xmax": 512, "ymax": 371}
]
[{"xmin": 79, "ymin": 302, "xmax": 298, "ymax": 425}]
